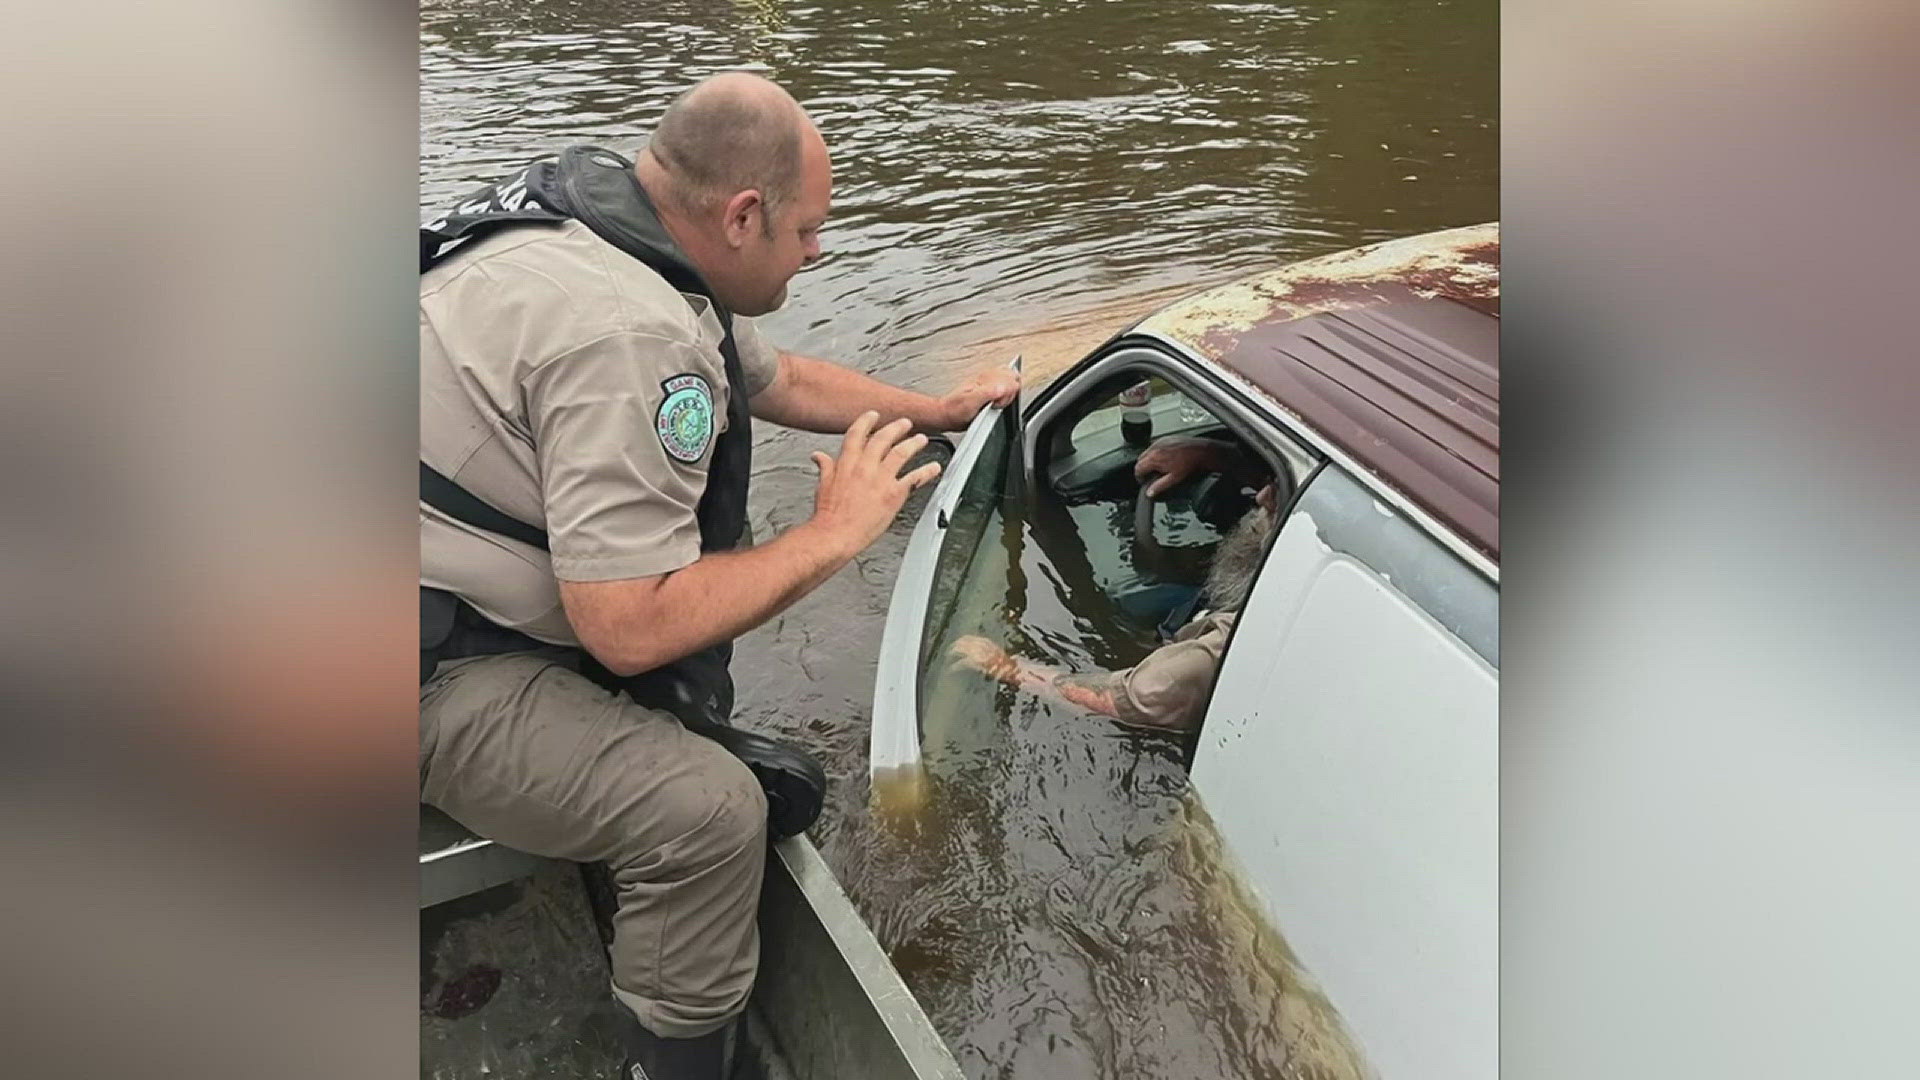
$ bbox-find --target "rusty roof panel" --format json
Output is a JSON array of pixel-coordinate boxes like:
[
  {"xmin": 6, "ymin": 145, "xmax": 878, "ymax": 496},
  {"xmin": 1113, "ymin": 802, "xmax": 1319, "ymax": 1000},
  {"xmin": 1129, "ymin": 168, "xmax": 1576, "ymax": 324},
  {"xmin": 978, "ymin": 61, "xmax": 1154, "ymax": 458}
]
[{"xmin": 1137, "ymin": 224, "xmax": 1500, "ymax": 561}]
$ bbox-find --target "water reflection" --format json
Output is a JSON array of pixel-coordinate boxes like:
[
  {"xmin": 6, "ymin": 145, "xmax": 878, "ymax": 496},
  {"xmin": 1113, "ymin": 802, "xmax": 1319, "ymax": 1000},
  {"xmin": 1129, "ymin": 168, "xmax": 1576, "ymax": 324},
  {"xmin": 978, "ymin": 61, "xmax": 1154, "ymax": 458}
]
[{"xmin": 421, "ymin": 0, "xmax": 1493, "ymax": 1074}]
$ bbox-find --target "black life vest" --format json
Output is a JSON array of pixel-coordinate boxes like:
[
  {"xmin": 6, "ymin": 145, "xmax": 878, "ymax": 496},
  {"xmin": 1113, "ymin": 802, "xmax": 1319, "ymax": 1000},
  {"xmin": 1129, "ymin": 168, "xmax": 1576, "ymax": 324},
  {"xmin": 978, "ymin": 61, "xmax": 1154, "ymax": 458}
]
[{"xmin": 419, "ymin": 146, "xmax": 750, "ymax": 726}]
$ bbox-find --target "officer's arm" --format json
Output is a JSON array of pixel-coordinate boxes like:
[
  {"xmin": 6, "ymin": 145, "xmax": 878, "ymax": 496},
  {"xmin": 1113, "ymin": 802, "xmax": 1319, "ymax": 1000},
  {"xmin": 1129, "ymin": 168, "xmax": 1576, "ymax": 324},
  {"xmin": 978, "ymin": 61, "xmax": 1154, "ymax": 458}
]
[
  {"xmin": 751, "ymin": 350, "xmax": 1017, "ymax": 434},
  {"xmin": 558, "ymin": 518, "xmax": 856, "ymax": 677},
  {"xmin": 560, "ymin": 413, "xmax": 940, "ymax": 677}
]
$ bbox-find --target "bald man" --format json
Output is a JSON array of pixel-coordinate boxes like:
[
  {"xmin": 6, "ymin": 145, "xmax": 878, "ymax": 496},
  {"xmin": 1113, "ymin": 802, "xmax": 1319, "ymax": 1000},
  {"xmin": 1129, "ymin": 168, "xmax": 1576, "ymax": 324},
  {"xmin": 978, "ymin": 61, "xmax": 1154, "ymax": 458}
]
[{"xmin": 418, "ymin": 73, "xmax": 1016, "ymax": 1079}]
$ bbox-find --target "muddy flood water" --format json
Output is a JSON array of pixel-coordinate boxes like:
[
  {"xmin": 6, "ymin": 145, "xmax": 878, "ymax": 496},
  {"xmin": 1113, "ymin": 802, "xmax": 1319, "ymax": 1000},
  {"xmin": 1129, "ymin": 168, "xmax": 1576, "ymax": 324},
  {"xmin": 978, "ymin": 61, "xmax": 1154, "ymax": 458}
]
[{"xmin": 422, "ymin": 1, "xmax": 1495, "ymax": 1076}]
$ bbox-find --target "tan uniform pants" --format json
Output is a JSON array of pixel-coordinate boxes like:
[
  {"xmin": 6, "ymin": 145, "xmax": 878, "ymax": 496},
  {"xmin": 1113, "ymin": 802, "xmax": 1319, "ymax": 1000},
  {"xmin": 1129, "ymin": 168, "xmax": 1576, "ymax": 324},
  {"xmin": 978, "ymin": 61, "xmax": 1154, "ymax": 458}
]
[{"xmin": 420, "ymin": 650, "xmax": 767, "ymax": 1038}]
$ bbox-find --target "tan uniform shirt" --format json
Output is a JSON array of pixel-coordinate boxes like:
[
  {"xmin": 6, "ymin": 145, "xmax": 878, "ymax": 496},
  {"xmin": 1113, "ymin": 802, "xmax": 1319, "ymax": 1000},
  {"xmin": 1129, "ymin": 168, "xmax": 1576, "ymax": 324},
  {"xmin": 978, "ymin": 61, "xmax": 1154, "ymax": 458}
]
[
  {"xmin": 420, "ymin": 219, "xmax": 780, "ymax": 646},
  {"xmin": 1111, "ymin": 610, "xmax": 1239, "ymax": 732}
]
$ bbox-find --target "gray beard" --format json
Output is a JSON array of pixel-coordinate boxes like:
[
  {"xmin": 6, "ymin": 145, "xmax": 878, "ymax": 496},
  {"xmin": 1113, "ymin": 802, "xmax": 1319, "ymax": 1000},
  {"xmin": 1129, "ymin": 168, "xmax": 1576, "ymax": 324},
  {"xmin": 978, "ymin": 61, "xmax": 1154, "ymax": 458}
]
[{"xmin": 1203, "ymin": 506, "xmax": 1273, "ymax": 611}]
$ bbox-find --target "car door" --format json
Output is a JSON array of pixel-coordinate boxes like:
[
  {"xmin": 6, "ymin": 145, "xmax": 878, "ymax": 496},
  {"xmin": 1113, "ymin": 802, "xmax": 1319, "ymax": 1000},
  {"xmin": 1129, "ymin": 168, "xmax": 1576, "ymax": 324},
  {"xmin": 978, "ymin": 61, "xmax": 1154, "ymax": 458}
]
[
  {"xmin": 870, "ymin": 357, "xmax": 1022, "ymax": 786},
  {"xmin": 1194, "ymin": 462, "xmax": 1499, "ymax": 1080}
]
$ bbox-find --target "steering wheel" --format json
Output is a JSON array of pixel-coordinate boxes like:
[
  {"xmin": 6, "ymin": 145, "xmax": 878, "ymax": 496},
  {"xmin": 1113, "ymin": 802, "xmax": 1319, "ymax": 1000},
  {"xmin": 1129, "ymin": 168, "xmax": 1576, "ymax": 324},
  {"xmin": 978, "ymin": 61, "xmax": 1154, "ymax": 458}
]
[
  {"xmin": 1133, "ymin": 471, "xmax": 1212, "ymax": 578},
  {"xmin": 1134, "ymin": 466, "xmax": 1292, "ymax": 577},
  {"xmin": 1133, "ymin": 480, "xmax": 1169, "ymax": 577}
]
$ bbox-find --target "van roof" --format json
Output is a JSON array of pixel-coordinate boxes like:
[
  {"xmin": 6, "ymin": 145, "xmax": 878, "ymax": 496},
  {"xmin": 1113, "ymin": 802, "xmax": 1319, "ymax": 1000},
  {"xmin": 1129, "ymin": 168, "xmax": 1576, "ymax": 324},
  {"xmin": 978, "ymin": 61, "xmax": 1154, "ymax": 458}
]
[{"xmin": 1135, "ymin": 224, "xmax": 1500, "ymax": 561}]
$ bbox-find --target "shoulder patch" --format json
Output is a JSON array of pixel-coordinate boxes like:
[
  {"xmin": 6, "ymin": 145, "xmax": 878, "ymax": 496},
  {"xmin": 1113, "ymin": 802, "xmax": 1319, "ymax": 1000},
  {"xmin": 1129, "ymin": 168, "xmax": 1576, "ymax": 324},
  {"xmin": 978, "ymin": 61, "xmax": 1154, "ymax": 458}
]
[{"xmin": 655, "ymin": 373, "xmax": 715, "ymax": 464}]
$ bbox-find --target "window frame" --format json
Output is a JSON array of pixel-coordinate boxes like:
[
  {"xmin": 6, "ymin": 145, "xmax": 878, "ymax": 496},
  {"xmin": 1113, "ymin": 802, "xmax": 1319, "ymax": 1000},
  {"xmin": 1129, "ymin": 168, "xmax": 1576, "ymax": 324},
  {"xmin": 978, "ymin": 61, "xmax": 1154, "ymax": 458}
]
[
  {"xmin": 1024, "ymin": 340, "xmax": 1320, "ymax": 508},
  {"xmin": 1028, "ymin": 335, "xmax": 1500, "ymax": 755},
  {"xmin": 1021, "ymin": 341, "xmax": 1325, "ymax": 738}
]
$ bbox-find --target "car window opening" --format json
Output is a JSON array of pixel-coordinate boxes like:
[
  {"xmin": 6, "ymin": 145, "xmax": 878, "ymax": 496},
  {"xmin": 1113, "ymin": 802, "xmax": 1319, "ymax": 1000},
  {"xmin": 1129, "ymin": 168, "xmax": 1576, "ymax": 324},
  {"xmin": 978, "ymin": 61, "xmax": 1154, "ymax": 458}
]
[
  {"xmin": 1036, "ymin": 369, "xmax": 1294, "ymax": 649},
  {"xmin": 917, "ymin": 359, "xmax": 1318, "ymax": 762}
]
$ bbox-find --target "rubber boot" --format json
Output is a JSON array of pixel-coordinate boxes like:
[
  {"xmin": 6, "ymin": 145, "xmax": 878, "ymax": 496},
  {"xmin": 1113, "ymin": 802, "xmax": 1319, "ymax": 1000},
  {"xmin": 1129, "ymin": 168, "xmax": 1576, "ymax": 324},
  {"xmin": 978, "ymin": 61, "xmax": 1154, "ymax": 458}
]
[{"xmin": 615, "ymin": 1010, "xmax": 733, "ymax": 1080}]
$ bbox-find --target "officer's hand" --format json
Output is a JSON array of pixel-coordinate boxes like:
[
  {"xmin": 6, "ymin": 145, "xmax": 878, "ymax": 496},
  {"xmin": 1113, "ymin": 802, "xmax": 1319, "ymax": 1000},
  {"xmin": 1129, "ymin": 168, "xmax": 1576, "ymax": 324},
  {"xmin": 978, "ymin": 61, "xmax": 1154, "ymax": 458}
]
[
  {"xmin": 810, "ymin": 412, "xmax": 943, "ymax": 554},
  {"xmin": 1134, "ymin": 436, "xmax": 1231, "ymax": 499},
  {"xmin": 936, "ymin": 366, "xmax": 1020, "ymax": 431}
]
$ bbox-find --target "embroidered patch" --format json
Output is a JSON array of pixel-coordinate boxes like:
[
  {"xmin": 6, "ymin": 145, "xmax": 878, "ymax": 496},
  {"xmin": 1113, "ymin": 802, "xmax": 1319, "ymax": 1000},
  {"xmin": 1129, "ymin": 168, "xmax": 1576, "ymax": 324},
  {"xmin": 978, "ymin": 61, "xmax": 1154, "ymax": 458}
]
[{"xmin": 655, "ymin": 373, "xmax": 715, "ymax": 463}]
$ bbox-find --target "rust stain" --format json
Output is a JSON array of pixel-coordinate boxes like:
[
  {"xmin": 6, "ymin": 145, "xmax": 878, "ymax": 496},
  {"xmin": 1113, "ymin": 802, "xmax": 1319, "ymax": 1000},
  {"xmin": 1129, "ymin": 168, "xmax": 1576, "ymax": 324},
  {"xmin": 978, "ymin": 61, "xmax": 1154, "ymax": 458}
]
[{"xmin": 1138, "ymin": 223, "xmax": 1500, "ymax": 360}]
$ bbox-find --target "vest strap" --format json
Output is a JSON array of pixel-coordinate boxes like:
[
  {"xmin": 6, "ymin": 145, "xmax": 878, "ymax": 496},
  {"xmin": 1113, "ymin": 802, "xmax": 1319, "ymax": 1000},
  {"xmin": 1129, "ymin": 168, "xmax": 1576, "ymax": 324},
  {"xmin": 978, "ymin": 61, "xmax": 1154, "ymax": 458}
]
[{"xmin": 419, "ymin": 461, "xmax": 549, "ymax": 551}]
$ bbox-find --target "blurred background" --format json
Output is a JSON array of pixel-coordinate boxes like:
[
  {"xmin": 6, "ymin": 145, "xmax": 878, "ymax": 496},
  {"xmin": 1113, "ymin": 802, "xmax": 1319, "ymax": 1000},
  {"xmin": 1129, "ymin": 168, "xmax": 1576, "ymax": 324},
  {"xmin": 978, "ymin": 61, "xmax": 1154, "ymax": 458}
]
[
  {"xmin": 0, "ymin": 0, "xmax": 1914, "ymax": 1077},
  {"xmin": 1502, "ymin": 3, "xmax": 1919, "ymax": 1075}
]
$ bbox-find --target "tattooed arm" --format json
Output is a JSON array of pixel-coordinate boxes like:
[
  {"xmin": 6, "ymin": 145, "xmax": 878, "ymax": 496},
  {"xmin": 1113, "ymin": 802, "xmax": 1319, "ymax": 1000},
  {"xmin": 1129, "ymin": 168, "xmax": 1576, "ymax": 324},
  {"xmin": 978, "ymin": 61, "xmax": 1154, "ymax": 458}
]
[
  {"xmin": 949, "ymin": 635, "xmax": 1128, "ymax": 719},
  {"xmin": 1044, "ymin": 670, "xmax": 1128, "ymax": 718}
]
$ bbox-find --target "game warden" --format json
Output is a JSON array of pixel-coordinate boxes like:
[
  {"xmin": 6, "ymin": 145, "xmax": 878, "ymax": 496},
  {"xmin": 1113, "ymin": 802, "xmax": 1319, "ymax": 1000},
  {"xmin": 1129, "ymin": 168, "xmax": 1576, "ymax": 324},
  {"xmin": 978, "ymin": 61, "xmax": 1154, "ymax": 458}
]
[{"xmin": 418, "ymin": 72, "xmax": 1016, "ymax": 1080}]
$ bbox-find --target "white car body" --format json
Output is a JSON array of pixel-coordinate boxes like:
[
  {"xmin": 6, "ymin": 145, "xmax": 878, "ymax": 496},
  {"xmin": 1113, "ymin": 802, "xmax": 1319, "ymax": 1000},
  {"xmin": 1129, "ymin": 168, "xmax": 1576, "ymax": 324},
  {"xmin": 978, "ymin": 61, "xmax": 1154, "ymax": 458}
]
[{"xmin": 874, "ymin": 225, "xmax": 1500, "ymax": 1078}]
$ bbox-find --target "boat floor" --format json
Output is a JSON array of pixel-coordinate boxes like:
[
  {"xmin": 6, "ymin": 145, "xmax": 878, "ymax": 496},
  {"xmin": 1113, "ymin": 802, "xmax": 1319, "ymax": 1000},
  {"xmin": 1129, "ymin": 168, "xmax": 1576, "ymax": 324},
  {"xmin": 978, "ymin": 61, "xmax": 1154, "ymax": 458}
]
[{"xmin": 421, "ymin": 860, "xmax": 794, "ymax": 1080}]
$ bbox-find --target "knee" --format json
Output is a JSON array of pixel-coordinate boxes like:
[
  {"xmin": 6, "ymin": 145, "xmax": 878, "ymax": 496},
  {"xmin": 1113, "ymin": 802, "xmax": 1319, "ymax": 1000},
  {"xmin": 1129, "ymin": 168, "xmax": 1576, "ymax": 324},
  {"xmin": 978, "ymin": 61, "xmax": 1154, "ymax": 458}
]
[
  {"xmin": 695, "ymin": 751, "xmax": 768, "ymax": 859},
  {"xmin": 632, "ymin": 742, "xmax": 767, "ymax": 872}
]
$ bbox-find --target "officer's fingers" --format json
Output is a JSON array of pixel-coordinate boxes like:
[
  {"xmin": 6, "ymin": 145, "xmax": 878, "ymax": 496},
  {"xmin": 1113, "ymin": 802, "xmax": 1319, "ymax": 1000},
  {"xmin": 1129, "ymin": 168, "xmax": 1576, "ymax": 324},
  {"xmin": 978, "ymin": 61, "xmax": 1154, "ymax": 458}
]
[
  {"xmin": 1147, "ymin": 473, "xmax": 1174, "ymax": 498},
  {"xmin": 902, "ymin": 461, "xmax": 943, "ymax": 490},
  {"xmin": 883, "ymin": 432, "xmax": 930, "ymax": 473},
  {"xmin": 810, "ymin": 451, "xmax": 836, "ymax": 487},
  {"xmin": 866, "ymin": 416, "xmax": 915, "ymax": 460},
  {"xmin": 841, "ymin": 410, "xmax": 880, "ymax": 457}
]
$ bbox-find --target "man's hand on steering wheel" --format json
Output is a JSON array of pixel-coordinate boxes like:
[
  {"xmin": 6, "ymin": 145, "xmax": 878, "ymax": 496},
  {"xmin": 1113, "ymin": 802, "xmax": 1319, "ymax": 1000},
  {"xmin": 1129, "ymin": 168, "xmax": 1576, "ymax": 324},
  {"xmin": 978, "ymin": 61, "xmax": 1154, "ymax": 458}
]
[{"xmin": 1134, "ymin": 436, "xmax": 1237, "ymax": 499}]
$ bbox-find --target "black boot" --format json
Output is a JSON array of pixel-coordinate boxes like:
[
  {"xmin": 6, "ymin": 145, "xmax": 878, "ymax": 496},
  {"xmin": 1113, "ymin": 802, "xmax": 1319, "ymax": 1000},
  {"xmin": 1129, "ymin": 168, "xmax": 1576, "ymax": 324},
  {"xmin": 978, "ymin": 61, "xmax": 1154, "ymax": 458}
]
[{"xmin": 615, "ymin": 1010, "xmax": 733, "ymax": 1080}]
